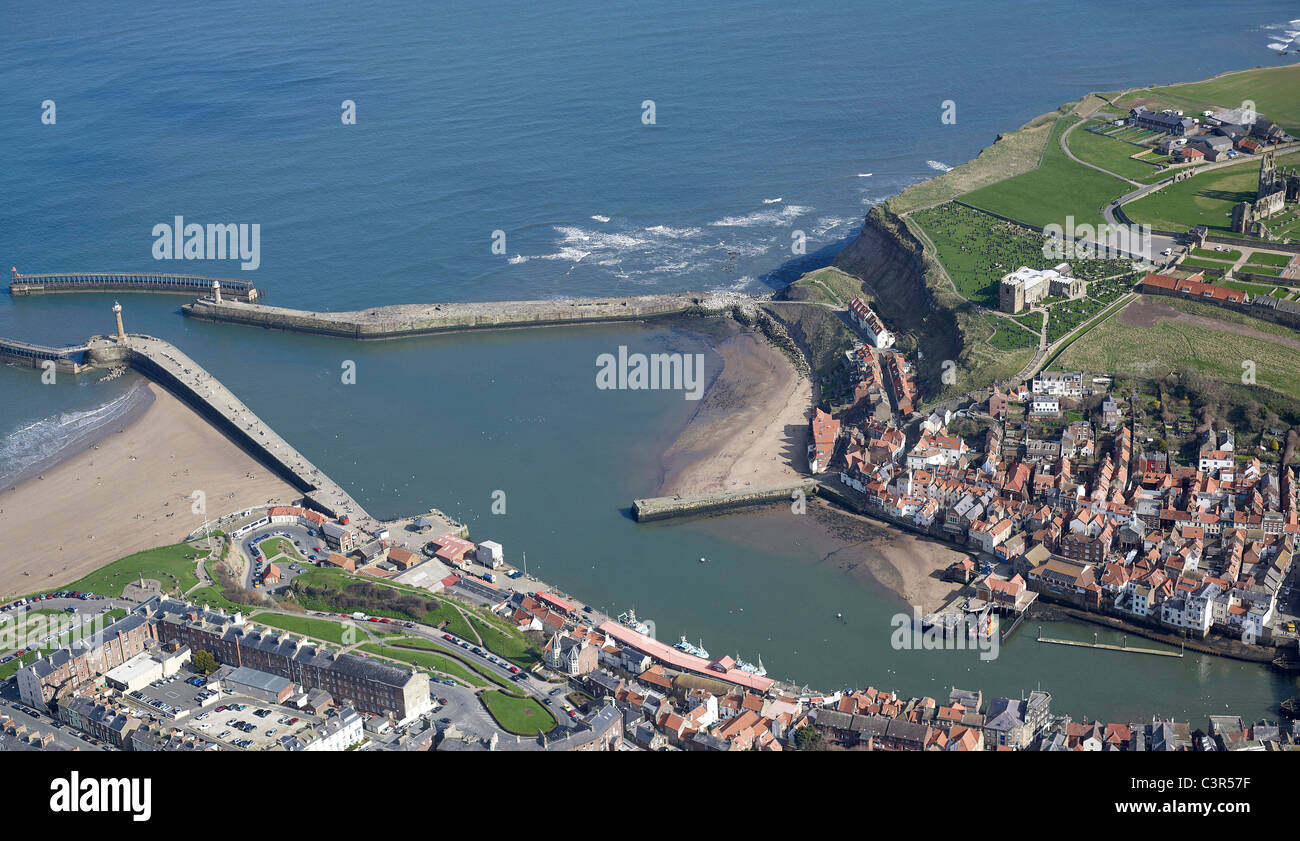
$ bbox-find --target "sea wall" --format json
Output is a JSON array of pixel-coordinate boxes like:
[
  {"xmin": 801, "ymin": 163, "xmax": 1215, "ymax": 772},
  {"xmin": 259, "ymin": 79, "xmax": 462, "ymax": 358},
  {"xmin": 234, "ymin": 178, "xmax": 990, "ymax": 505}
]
[
  {"xmin": 633, "ymin": 480, "xmax": 818, "ymax": 522},
  {"xmin": 182, "ymin": 293, "xmax": 709, "ymax": 339},
  {"xmin": 124, "ymin": 348, "xmax": 317, "ymax": 496}
]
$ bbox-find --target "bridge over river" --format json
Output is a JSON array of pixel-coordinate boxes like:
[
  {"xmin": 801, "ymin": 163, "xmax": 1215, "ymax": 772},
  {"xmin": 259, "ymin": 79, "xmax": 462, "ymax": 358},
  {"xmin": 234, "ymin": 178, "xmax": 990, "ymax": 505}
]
[{"xmin": 9, "ymin": 268, "xmax": 259, "ymax": 301}]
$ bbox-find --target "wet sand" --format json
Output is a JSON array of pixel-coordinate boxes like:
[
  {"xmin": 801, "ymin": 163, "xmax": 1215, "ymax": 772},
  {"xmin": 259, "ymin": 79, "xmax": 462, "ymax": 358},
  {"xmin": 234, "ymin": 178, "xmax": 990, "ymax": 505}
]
[
  {"xmin": 699, "ymin": 498, "xmax": 972, "ymax": 614},
  {"xmin": 658, "ymin": 328, "xmax": 811, "ymax": 496},
  {"xmin": 0, "ymin": 382, "xmax": 298, "ymax": 599}
]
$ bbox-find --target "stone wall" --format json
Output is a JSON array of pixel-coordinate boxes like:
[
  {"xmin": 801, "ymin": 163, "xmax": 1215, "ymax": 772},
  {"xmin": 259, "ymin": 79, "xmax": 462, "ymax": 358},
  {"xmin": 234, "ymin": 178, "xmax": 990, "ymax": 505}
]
[{"xmin": 182, "ymin": 293, "xmax": 708, "ymax": 340}]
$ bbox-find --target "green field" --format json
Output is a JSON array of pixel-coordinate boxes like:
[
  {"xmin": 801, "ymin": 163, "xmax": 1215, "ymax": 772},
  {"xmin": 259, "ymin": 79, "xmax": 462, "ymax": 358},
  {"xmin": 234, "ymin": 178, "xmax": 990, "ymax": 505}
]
[
  {"xmin": 1178, "ymin": 256, "xmax": 1232, "ymax": 272},
  {"xmin": 1125, "ymin": 157, "xmax": 1281, "ymax": 235},
  {"xmin": 988, "ymin": 319, "xmax": 1038, "ymax": 350},
  {"xmin": 1068, "ymin": 122, "xmax": 1162, "ymax": 181},
  {"xmin": 1243, "ymin": 251, "xmax": 1293, "ymax": 267},
  {"xmin": 252, "ymin": 612, "xmax": 370, "ymax": 645},
  {"xmin": 480, "ymin": 690, "xmax": 557, "ymax": 735},
  {"xmin": 782, "ymin": 266, "xmax": 864, "ymax": 307},
  {"xmin": 1220, "ymin": 280, "xmax": 1277, "ymax": 296},
  {"xmin": 1191, "ymin": 247, "xmax": 1242, "ymax": 261},
  {"xmin": 290, "ymin": 567, "xmax": 475, "ymax": 636},
  {"xmin": 1058, "ymin": 298, "xmax": 1300, "ymax": 397},
  {"xmin": 1113, "ymin": 66, "xmax": 1300, "ymax": 134},
  {"xmin": 959, "ymin": 116, "xmax": 1129, "ymax": 229},
  {"xmin": 1239, "ymin": 263, "xmax": 1285, "ymax": 278},
  {"xmin": 467, "ymin": 612, "xmax": 542, "ymax": 669},
  {"xmin": 17, "ymin": 543, "xmax": 209, "ymax": 602}
]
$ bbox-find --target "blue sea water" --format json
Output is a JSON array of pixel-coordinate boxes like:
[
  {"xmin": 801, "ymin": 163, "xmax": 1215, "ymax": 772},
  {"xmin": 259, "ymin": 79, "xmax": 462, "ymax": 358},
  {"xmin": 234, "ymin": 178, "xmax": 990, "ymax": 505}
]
[{"xmin": 1, "ymin": 0, "xmax": 1298, "ymax": 716}]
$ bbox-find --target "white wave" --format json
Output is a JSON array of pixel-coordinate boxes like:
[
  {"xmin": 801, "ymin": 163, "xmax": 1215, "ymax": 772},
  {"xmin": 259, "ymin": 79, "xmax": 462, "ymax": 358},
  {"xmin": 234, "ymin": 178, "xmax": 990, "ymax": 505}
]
[
  {"xmin": 590, "ymin": 214, "xmax": 611, "ymax": 223},
  {"xmin": 532, "ymin": 246, "xmax": 592, "ymax": 262},
  {"xmin": 713, "ymin": 274, "xmax": 760, "ymax": 293},
  {"xmin": 0, "ymin": 386, "xmax": 141, "ymax": 484},
  {"xmin": 643, "ymin": 225, "xmax": 702, "ymax": 238},
  {"xmin": 710, "ymin": 204, "xmax": 811, "ymax": 227},
  {"xmin": 811, "ymin": 215, "xmax": 857, "ymax": 237},
  {"xmin": 1268, "ymin": 42, "xmax": 1292, "ymax": 50},
  {"xmin": 926, "ymin": 160, "xmax": 953, "ymax": 172},
  {"xmin": 762, "ymin": 197, "xmax": 783, "ymax": 204},
  {"xmin": 507, "ymin": 254, "xmax": 528, "ymax": 264}
]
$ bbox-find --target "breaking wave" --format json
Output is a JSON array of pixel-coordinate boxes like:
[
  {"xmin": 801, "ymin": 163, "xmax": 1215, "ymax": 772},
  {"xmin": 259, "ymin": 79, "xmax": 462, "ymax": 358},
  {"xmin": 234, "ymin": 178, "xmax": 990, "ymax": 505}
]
[
  {"xmin": 0, "ymin": 384, "xmax": 144, "ymax": 486},
  {"xmin": 926, "ymin": 160, "xmax": 953, "ymax": 172},
  {"xmin": 710, "ymin": 204, "xmax": 811, "ymax": 227}
]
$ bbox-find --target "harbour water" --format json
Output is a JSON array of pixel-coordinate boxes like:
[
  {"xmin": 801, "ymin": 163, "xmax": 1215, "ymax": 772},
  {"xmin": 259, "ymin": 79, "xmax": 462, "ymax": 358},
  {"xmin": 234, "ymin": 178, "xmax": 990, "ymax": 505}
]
[{"xmin": 2, "ymin": 1, "xmax": 1299, "ymax": 720}]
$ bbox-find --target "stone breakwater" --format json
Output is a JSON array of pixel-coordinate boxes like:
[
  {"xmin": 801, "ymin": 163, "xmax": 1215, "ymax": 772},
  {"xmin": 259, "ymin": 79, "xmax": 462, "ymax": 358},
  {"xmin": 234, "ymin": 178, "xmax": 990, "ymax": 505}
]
[
  {"xmin": 633, "ymin": 480, "xmax": 819, "ymax": 522},
  {"xmin": 83, "ymin": 335, "xmax": 369, "ymax": 523},
  {"xmin": 181, "ymin": 292, "xmax": 742, "ymax": 339}
]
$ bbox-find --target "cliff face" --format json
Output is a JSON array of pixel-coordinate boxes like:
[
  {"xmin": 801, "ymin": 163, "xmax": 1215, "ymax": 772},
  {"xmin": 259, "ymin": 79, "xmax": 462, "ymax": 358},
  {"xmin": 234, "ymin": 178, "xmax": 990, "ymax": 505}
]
[{"xmin": 832, "ymin": 206, "xmax": 963, "ymax": 394}]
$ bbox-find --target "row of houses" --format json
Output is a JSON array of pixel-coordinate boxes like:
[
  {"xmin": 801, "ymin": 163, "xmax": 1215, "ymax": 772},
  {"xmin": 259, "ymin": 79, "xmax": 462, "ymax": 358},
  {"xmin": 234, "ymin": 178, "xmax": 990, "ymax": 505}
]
[{"xmin": 828, "ymin": 379, "xmax": 1299, "ymax": 644}]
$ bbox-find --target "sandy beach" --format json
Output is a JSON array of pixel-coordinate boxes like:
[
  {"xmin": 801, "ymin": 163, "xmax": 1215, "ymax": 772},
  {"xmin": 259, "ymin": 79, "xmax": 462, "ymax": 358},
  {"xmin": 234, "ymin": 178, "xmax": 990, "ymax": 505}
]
[
  {"xmin": 0, "ymin": 381, "xmax": 298, "ymax": 599},
  {"xmin": 658, "ymin": 328, "xmax": 811, "ymax": 497}
]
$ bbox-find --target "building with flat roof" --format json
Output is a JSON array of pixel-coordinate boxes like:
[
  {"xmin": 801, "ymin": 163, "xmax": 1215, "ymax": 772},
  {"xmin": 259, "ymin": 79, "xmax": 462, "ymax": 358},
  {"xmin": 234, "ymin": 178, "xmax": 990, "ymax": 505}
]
[{"xmin": 223, "ymin": 665, "xmax": 295, "ymax": 703}]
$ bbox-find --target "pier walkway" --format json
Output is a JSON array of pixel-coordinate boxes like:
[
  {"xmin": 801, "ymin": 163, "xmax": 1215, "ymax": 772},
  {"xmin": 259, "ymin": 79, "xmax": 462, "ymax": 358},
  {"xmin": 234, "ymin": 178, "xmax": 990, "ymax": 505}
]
[
  {"xmin": 10, "ymin": 269, "xmax": 259, "ymax": 301},
  {"xmin": 1036, "ymin": 626, "xmax": 1183, "ymax": 658},
  {"xmin": 182, "ymin": 292, "xmax": 713, "ymax": 339},
  {"xmin": 114, "ymin": 335, "xmax": 371, "ymax": 525},
  {"xmin": 0, "ymin": 336, "xmax": 93, "ymax": 373}
]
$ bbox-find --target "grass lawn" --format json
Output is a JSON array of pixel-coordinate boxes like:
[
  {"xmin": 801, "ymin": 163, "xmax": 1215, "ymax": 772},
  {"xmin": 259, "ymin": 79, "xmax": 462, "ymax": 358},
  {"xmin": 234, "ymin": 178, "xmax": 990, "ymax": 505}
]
[
  {"xmin": 252, "ymin": 613, "xmax": 369, "ymax": 645},
  {"xmin": 1219, "ymin": 280, "xmax": 1277, "ymax": 296},
  {"xmin": 1113, "ymin": 66, "xmax": 1300, "ymax": 135},
  {"xmin": 480, "ymin": 690, "xmax": 557, "ymax": 735},
  {"xmin": 0, "ymin": 650, "xmax": 38, "ymax": 681},
  {"xmin": 783, "ymin": 266, "xmax": 863, "ymax": 307},
  {"xmin": 36, "ymin": 543, "xmax": 208, "ymax": 601},
  {"xmin": 1239, "ymin": 263, "xmax": 1285, "ymax": 277},
  {"xmin": 988, "ymin": 319, "xmax": 1038, "ymax": 351},
  {"xmin": 1124, "ymin": 157, "xmax": 1274, "ymax": 235},
  {"xmin": 1243, "ymin": 251, "xmax": 1294, "ymax": 267},
  {"xmin": 466, "ymin": 612, "xmax": 543, "ymax": 669},
  {"xmin": 1191, "ymin": 247, "xmax": 1242, "ymax": 261},
  {"xmin": 959, "ymin": 115, "xmax": 1129, "ymax": 229},
  {"xmin": 289, "ymin": 567, "xmax": 474, "ymax": 636},
  {"xmin": 1068, "ymin": 122, "xmax": 1163, "ymax": 181},
  {"xmin": 1178, "ymin": 256, "xmax": 1233, "ymax": 272},
  {"xmin": 358, "ymin": 643, "xmax": 488, "ymax": 688},
  {"xmin": 1057, "ymin": 301, "xmax": 1300, "ymax": 397}
]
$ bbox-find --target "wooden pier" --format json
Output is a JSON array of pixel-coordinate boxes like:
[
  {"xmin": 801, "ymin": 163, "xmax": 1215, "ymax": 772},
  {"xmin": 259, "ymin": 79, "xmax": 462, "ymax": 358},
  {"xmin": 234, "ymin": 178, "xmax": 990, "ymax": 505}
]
[{"xmin": 1036, "ymin": 626, "xmax": 1183, "ymax": 658}]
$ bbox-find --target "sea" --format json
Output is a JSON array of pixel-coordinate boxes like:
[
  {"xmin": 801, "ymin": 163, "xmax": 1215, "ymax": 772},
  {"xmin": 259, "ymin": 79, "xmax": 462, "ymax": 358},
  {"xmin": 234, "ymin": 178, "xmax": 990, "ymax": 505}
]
[{"xmin": 1, "ymin": 0, "xmax": 1298, "ymax": 720}]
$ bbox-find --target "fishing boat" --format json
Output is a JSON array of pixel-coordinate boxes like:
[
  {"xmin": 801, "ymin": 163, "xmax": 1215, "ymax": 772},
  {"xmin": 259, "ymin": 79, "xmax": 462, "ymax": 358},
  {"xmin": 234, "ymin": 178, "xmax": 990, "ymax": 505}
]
[
  {"xmin": 735, "ymin": 654, "xmax": 767, "ymax": 676},
  {"xmin": 674, "ymin": 635, "xmax": 710, "ymax": 659},
  {"xmin": 616, "ymin": 608, "xmax": 651, "ymax": 636}
]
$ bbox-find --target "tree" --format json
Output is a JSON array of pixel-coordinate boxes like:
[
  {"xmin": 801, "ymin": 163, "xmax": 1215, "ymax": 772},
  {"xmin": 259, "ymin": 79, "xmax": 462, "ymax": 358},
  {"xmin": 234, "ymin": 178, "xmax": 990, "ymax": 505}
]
[
  {"xmin": 192, "ymin": 649, "xmax": 218, "ymax": 675},
  {"xmin": 794, "ymin": 725, "xmax": 823, "ymax": 751}
]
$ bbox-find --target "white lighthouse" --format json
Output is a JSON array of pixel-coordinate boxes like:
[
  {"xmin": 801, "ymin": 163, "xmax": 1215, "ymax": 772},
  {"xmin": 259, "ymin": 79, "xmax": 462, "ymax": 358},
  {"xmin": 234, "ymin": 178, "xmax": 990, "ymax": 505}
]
[
  {"xmin": 113, "ymin": 301, "xmax": 127, "ymax": 344},
  {"xmin": 212, "ymin": 279, "xmax": 222, "ymax": 303}
]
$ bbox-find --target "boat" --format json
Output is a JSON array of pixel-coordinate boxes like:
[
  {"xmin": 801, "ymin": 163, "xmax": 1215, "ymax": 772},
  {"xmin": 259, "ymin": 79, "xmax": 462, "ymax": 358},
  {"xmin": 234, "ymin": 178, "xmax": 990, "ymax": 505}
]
[
  {"xmin": 616, "ymin": 608, "xmax": 651, "ymax": 636},
  {"xmin": 674, "ymin": 635, "xmax": 710, "ymax": 659},
  {"xmin": 1281, "ymin": 697, "xmax": 1300, "ymax": 719},
  {"xmin": 735, "ymin": 654, "xmax": 767, "ymax": 677},
  {"xmin": 699, "ymin": 557, "xmax": 707, "ymax": 563},
  {"xmin": 1273, "ymin": 652, "xmax": 1300, "ymax": 672}
]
